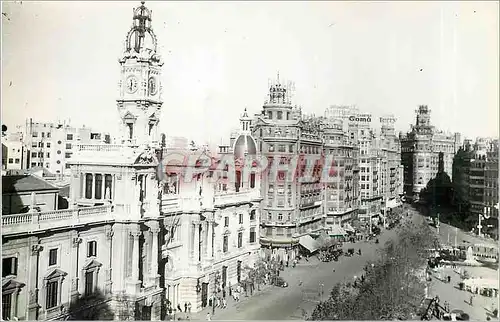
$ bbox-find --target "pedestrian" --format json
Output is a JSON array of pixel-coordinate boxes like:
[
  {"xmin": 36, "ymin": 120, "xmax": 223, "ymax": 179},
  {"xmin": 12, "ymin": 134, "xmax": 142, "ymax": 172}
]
[
  {"xmin": 184, "ymin": 302, "xmax": 188, "ymax": 313},
  {"xmin": 177, "ymin": 304, "xmax": 183, "ymax": 312},
  {"xmin": 187, "ymin": 302, "xmax": 192, "ymax": 313},
  {"xmin": 222, "ymin": 297, "xmax": 227, "ymax": 309},
  {"xmin": 470, "ymin": 295, "xmax": 473, "ymax": 306},
  {"xmin": 447, "ymin": 275, "xmax": 451, "ymax": 283},
  {"xmin": 206, "ymin": 312, "xmax": 211, "ymax": 321}
]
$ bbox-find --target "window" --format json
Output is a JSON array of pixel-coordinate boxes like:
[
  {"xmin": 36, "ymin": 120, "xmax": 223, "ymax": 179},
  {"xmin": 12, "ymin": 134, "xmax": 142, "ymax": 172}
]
[
  {"xmin": 277, "ymin": 111, "xmax": 283, "ymax": 120},
  {"xmin": 278, "ymin": 214, "xmax": 283, "ymax": 221},
  {"xmin": 31, "ymin": 152, "xmax": 37, "ymax": 157},
  {"xmin": 95, "ymin": 174, "xmax": 103, "ymax": 199},
  {"xmin": 66, "ymin": 143, "xmax": 72, "ymax": 150},
  {"xmin": 57, "ymin": 140, "xmax": 62, "ymax": 144},
  {"xmin": 266, "ymin": 227, "xmax": 272, "ymax": 236},
  {"xmin": 46, "ymin": 152, "xmax": 50, "ymax": 158},
  {"xmin": 104, "ymin": 174, "xmax": 113, "ymax": 199},
  {"xmin": 15, "ymin": 158, "xmax": 20, "ymax": 164},
  {"xmin": 41, "ymin": 132, "xmax": 45, "ymax": 138},
  {"xmin": 47, "ymin": 132, "xmax": 51, "ymax": 138},
  {"xmin": 249, "ymin": 228, "xmax": 256, "ymax": 243},
  {"xmin": 67, "ymin": 134, "xmax": 73, "ymax": 140},
  {"xmin": 57, "ymin": 150, "xmax": 61, "ymax": 154},
  {"xmin": 56, "ymin": 160, "xmax": 61, "ymax": 164},
  {"xmin": 31, "ymin": 162, "xmax": 36, "ymax": 167},
  {"xmin": 224, "ymin": 217, "xmax": 229, "ymax": 227},
  {"xmin": 223, "ymin": 236, "xmax": 228, "ymax": 253},
  {"xmin": 32, "ymin": 132, "xmax": 38, "ymax": 137},
  {"xmin": 84, "ymin": 271, "xmax": 94, "ymax": 296},
  {"xmin": 85, "ymin": 174, "xmax": 93, "ymax": 199},
  {"xmin": 46, "ymin": 142, "xmax": 51, "ymax": 148},
  {"xmin": 65, "ymin": 164, "xmax": 71, "ymax": 169},
  {"xmin": 2, "ymin": 257, "xmax": 17, "ymax": 277},
  {"xmin": 65, "ymin": 152, "xmax": 72, "ymax": 158},
  {"xmin": 32, "ymin": 142, "xmax": 37, "ymax": 148},
  {"xmin": 87, "ymin": 241, "xmax": 97, "ymax": 257},
  {"xmin": 38, "ymin": 152, "xmax": 43, "ymax": 158},
  {"xmin": 239, "ymin": 213, "xmax": 243, "ymax": 224},
  {"xmin": 250, "ymin": 209, "xmax": 256, "ymax": 221},
  {"xmin": 46, "ymin": 280, "xmax": 58, "ymax": 309},
  {"xmin": 8, "ymin": 158, "xmax": 13, "ymax": 164},
  {"xmin": 2, "ymin": 293, "xmax": 12, "ymax": 320},
  {"xmin": 250, "ymin": 173, "xmax": 256, "ymax": 188},
  {"xmin": 38, "ymin": 142, "xmax": 44, "ymax": 148},
  {"xmin": 49, "ymin": 249, "xmax": 58, "ymax": 266},
  {"xmin": 237, "ymin": 232, "xmax": 243, "ymax": 248}
]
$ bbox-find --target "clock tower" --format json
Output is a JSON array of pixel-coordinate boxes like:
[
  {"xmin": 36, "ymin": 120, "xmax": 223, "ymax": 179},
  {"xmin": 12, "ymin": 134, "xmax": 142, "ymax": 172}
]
[{"xmin": 117, "ymin": 1, "xmax": 163, "ymax": 148}]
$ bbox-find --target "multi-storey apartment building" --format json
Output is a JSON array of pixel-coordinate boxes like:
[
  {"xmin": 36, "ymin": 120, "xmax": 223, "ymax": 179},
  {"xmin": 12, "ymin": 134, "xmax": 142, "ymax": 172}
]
[
  {"xmin": 1, "ymin": 3, "xmax": 261, "ymax": 320},
  {"xmin": 2, "ymin": 132, "xmax": 29, "ymax": 171},
  {"xmin": 322, "ymin": 116, "xmax": 359, "ymax": 233},
  {"xmin": 401, "ymin": 105, "xmax": 461, "ymax": 201},
  {"xmin": 252, "ymin": 80, "xmax": 325, "ymax": 260},
  {"xmin": 379, "ymin": 115, "xmax": 404, "ymax": 212},
  {"xmin": 19, "ymin": 119, "xmax": 111, "ymax": 176},
  {"xmin": 452, "ymin": 138, "xmax": 499, "ymax": 237}
]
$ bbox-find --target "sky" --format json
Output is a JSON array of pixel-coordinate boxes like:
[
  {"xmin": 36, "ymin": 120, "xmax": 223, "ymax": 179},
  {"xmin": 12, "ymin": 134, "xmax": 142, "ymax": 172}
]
[{"xmin": 2, "ymin": 1, "xmax": 498, "ymax": 146}]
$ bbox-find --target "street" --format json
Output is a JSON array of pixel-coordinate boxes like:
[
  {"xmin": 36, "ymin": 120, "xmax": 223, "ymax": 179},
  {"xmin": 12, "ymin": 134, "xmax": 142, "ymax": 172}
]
[{"xmin": 190, "ymin": 212, "xmax": 420, "ymax": 320}]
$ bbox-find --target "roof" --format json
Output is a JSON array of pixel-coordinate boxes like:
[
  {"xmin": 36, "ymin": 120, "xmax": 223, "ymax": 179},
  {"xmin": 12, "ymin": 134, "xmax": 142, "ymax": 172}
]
[
  {"xmin": 59, "ymin": 184, "xmax": 70, "ymax": 198},
  {"xmin": 233, "ymin": 134, "xmax": 257, "ymax": 159},
  {"xmin": 299, "ymin": 235, "xmax": 318, "ymax": 253},
  {"xmin": 329, "ymin": 226, "xmax": 347, "ymax": 237},
  {"xmin": 29, "ymin": 166, "xmax": 56, "ymax": 177},
  {"xmin": 2, "ymin": 175, "xmax": 59, "ymax": 194}
]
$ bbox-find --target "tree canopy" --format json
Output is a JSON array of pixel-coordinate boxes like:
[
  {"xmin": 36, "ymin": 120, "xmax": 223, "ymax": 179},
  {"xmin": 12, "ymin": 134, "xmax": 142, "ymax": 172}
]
[{"xmin": 310, "ymin": 220, "xmax": 438, "ymax": 320}]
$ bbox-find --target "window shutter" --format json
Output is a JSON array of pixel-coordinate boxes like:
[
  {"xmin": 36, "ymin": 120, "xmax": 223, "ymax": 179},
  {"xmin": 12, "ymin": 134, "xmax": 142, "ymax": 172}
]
[
  {"xmin": 87, "ymin": 242, "xmax": 91, "ymax": 257},
  {"xmin": 13, "ymin": 258, "xmax": 17, "ymax": 275}
]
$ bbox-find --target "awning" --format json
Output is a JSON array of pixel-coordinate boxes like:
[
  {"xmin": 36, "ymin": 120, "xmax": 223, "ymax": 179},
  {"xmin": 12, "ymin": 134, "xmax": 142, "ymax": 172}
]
[
  {"xmin": 463, "ymin": 278, "xmax": 499, "ymax": 290},
  {"xmin": 343, "ymin": 223, "xmax": 355, "ymax": 233},
  {"xmin": 299, "ymin": 235, "xmax": 318, "ymax": 253},
  {"xmin": 386, "ymin": 199, "xmax": 400, "ymax": 209},
  {"xmin": 329, "ymin": 226, "xmax": 347, "ymax": 237}
]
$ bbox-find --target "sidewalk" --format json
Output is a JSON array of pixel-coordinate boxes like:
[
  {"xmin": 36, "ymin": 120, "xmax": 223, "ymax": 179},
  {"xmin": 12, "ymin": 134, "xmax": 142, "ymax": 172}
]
[
  {"xmin": 428, "ymin": 266, "xmax": 498, "ymax": 321},
  {"xmin": 183, "ymin": 258, "xmax": 323, "ymax": 321}
]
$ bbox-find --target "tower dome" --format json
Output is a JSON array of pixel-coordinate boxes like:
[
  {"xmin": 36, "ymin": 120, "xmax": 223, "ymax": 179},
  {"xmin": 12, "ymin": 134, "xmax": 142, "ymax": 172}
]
[{"xmin": 233, "ymin": 134, "xmax": 257, "ymax": 160}]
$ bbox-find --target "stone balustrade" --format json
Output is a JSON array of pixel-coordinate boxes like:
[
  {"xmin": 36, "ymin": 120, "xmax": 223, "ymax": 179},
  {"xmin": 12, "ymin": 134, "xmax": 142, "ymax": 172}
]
[
  {"xmin": 76, "ymin": 144, "xmax": 124, "ymax": 152},
  {"xmin": 2, "ymin": 205, "xmax": 113, "ymax": 235},
  {"xmin": 160, "ymin": 190, "xmax": 261, "ymax": 213}
]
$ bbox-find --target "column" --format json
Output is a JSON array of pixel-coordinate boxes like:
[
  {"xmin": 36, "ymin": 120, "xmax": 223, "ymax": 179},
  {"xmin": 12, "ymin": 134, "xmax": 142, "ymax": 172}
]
[
  {"xmin": 105, "ymin": 227, "xmax": 114, "ymax": 294},
  {"xmin": 70, "ymin": 234, "xmax": 82, "ymax": 302},
  {"xmin": 27, "ymin": 243, "xmax": 43, "ymax": 320},
  {"xmin": 206, "ymin": 221, "xmax": 213, "ymax": 260},
  {"xmin": 131, "ymin": 230, "xmax": 141, "ymax": 281},
  {"xmin": 193, "ymin": 223, "xmax": 200, "ymax": 262},
  {"xmin": 101, "ymin": 174, "xmax": 105, "ymax": 200},
  {"xmin": 91, "ymin": 173, "xmax": 95, "ymax": 200},
  {"xmin": 149, "ymin": 221, "xmax": 160, "ymax": 286}
]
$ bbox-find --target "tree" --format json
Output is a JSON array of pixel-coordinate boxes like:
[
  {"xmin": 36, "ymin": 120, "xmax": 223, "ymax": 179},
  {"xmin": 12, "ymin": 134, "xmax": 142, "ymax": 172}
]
[
  {"xmin": 67, "ymin": 290, "xmax": 114, "ymax": 320},
  {"xmin": 310, "ymin": 219, "xmax": 437, "ymax": 320}
]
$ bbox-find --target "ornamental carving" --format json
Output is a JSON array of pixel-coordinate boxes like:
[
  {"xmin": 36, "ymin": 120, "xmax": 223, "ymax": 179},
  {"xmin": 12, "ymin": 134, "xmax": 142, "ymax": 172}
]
[
  {"xmin": 72, "ymin": 237, "xmax": 83, "ymax": 248},
  {"xmin": 31, "ymin": 245, "xmax": 44, "ymax": 256}
]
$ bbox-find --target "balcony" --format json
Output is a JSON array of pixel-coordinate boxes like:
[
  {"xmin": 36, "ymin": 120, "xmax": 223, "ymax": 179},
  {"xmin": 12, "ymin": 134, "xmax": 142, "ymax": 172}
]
[
  {"xmin": 160, "ymin": 190, "xmax": 262, "ymax": 214},
  {"xmin": 2, "ymin": 205, "xmax": 113, "ymax": 236},
  {"xmin": 76, "ymin": 144, "xmax": 123, "ymax": 153},
  {"xmin": 214, "ymin": 190, "xmax": 261, "ymax": 207}
]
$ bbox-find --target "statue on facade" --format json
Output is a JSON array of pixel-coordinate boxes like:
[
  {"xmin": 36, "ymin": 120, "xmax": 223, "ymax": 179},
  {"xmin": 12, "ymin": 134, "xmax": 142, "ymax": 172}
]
[{"xmin": 136, "ymin": 147, "xmax": 157, "ymax": 165}]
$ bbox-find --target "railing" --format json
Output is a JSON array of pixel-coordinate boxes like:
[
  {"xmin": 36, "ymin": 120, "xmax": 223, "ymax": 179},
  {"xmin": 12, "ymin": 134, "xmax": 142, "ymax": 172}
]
[
  {"xmin": 77, "ymin": 144, "xmax": 123, "ymax": 152},
  {"xmin": 2, "ymin": 205, "xmax": 112, "ymax": 235}
]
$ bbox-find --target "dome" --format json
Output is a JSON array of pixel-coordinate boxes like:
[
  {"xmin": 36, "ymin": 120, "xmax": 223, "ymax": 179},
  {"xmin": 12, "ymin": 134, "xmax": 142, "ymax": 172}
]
[{"xmin": 233, "ymin": 134, "xmax": 257, "ymax": 159}]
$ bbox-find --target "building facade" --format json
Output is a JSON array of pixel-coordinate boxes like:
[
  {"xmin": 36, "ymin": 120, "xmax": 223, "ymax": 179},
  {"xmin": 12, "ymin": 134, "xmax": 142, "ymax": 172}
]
[
  {"xmin": 252, "ymin": 79, "xmax": 325, "ymax": 260},
  {"xmin": 2, "ymin": 132, "xmax": 29, "ymax": 171},
  {"xmin": 18, "ymin": 119, "xmax": 111, "ymax": 177},
  {"xmin": 401, "ymin": 105, "xmax": 461, "ymax": 201},
  {"xmin": 1, "ymin": 3, "xmax": 261, "ymax": 320},
  {"xmin": 452, "ymin": 138, "xmax": 499, "ymax": 238}
]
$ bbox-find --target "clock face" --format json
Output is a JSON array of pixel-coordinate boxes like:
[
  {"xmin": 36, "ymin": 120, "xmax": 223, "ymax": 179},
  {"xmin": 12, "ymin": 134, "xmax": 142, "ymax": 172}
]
[
  {"xmin": 126, "ymin": 76, "xmax": 138, "ymax": 94},
  {"xmin": 148, "ymin": 77, "xmax": 157, "ymax": 96}
]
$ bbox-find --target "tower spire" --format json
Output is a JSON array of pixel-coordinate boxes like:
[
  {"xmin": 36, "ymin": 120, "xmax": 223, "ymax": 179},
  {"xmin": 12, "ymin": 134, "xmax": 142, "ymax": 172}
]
[{"xmin": 277, "ymin": 71, "xmax": 280, "ymax": 84}]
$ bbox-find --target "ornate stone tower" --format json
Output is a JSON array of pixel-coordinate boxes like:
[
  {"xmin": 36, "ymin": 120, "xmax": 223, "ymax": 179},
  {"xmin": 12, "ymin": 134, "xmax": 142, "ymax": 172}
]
[{"xmin": 117, "ymin": 1, "xmax": 163, "ymax": 148}]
